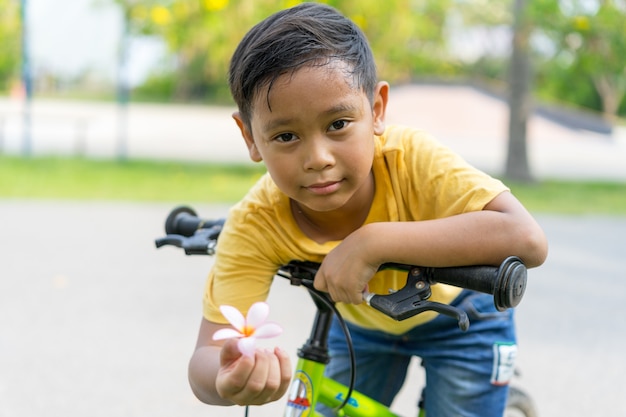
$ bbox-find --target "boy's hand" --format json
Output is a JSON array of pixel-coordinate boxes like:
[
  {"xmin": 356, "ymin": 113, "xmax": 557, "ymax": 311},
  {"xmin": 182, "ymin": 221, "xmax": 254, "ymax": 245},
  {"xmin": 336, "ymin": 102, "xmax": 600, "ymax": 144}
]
[
  {"xmin": 215, "ymin": 339, "xmax": 292, "ymax": 406},
  {"xmin": 314, "ymin": 229, "xmax": 378, "ymax": 304}
]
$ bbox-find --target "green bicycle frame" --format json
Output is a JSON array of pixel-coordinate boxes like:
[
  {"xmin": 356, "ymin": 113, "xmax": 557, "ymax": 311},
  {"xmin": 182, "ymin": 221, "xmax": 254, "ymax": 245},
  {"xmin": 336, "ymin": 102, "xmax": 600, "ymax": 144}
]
[
  {"xmin": 284, "ymin": 356, "xmax": 400, "ymax": 417},
  {"xmin": 281, "ymin": 287, "xmax": 402, "ymax": 417}
]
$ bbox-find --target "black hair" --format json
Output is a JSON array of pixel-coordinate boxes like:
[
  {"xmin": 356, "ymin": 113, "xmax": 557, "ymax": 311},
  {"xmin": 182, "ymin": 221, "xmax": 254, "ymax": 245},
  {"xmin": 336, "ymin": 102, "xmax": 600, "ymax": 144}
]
[{"xmin": 228, "ymin": 2, "xmax": 377, "ymax": 127}]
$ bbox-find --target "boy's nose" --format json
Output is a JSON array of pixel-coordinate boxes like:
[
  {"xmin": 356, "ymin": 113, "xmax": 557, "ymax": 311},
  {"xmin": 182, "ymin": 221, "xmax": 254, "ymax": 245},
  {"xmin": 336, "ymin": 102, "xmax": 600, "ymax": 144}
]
[{"xmin": 303, "ymin": 138, "xmax": 335, "ymax": 171}]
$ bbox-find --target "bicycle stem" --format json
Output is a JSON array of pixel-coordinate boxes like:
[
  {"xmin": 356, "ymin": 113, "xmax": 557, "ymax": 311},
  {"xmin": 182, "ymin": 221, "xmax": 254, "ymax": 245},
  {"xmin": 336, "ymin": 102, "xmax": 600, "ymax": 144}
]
[{"xmin": 298, "ymin": 290, "xmax": 333, "ymax": 364}]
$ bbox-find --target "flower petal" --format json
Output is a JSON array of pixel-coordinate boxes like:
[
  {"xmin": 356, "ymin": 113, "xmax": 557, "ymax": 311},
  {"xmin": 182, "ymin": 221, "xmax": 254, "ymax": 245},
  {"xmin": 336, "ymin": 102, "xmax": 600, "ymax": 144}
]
[
  {"xmin": 219, "ymin": 305, "xmax": 246, "ymax": 332},
  {"xmin": 253, "ymin": 322, "xmax": 283, "ymax": 339},
  {"xmin": 212, "ymin": 328, "xmax": 243, "ymax": 341},
  {"xmin": 246, "ymin": 302, "xmax": 270, "ymax": 328},
  {"xmin": 237, "ymin": 337, "xmax": 257, "ymax": 357}
]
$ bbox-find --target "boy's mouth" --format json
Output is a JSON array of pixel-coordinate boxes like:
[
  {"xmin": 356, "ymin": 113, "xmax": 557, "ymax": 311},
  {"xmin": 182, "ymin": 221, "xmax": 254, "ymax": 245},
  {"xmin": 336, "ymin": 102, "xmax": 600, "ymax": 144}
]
[{"xmin": 305, "ymin": 180, "xmax": 342, "ymax": 195}]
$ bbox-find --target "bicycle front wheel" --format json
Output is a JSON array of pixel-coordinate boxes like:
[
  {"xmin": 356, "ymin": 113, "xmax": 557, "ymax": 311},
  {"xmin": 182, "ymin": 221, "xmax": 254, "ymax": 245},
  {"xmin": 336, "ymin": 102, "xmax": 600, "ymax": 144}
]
[{"xmin": 505, "ymin": 386, "xmax": 538, "ymax": 417}]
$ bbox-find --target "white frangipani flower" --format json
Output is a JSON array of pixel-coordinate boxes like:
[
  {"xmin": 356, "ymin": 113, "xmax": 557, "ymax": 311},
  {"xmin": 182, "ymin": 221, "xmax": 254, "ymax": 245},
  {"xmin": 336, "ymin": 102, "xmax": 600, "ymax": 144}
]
[{"xmin": 212, "ymin": 301, "xmax": 283, "ymax": 357}]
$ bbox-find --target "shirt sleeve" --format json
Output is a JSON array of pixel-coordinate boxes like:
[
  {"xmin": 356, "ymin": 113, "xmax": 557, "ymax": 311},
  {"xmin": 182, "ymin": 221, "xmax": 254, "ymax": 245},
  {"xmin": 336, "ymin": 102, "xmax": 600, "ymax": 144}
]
[
  {"xmin": 392, "ymin": 127, "xmax": 509, "ymax": 220},
  {"xmin": 202, "ymin": 212, "xmax": 279, "ymax": 323},
  {"xmin": 201, "ymin": 173, "xmax": 290, "ymax": 324}
]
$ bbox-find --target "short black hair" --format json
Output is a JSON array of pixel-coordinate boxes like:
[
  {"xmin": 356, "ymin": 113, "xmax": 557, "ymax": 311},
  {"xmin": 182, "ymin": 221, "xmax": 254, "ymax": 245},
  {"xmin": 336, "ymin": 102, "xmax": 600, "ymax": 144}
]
[{"xmin": 229, "ymin": 2, "xmax": 377, "ymax": 128}]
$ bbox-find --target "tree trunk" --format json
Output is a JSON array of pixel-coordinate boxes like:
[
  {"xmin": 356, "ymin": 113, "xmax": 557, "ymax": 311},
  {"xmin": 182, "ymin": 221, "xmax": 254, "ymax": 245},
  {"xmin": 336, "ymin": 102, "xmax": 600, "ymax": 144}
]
[
  {"xmin": 593, "ymin": 74, "xmax": 623, "ymax": 125},
  {"xmin": 505, "ymin": 0, "xmax": 534, "ymax": 182}
]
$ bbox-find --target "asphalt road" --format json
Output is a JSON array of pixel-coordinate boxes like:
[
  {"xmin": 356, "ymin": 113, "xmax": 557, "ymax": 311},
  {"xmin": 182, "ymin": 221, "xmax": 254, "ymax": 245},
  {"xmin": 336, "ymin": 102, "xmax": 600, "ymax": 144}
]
[{"xmin": 1, "ymin": 201, "xmax": 624, "ymax": 417}]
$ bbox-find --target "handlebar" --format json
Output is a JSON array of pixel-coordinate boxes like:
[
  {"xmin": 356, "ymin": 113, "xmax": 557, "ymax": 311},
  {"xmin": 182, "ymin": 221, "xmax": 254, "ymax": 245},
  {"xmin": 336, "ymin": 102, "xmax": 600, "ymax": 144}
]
[
  {"xmin": 163, "ymin": 206, "xmax": 225, "ymax": 236},
  {"xmin": 154, "ymin": 206, "xmax": 225, "ymax": 255},
  {"xmin": 275, "ymin": 257, "xmax": 526, "ymax": 331},
  {"xmin": 155, "ymin": 206, "xmax": 527, "ymax": 331}
]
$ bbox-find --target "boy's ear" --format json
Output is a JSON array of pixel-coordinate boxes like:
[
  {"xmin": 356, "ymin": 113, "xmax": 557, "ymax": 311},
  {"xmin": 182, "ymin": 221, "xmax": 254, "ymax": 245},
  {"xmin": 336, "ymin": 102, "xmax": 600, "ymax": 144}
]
[
  {"xmin": 232, "ymin": 112, "xmax": 262, "ymax": 162},
  {"xmin": 372, "ymin": 81, "xmax": 389, "ymax": 136}
]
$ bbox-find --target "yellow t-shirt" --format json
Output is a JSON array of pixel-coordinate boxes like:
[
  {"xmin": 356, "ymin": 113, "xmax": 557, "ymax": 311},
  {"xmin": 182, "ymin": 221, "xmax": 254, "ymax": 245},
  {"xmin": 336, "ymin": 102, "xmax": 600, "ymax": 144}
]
[{"xmin": 203, "ymin": 125, "xmax": 508, "ymax": 335}]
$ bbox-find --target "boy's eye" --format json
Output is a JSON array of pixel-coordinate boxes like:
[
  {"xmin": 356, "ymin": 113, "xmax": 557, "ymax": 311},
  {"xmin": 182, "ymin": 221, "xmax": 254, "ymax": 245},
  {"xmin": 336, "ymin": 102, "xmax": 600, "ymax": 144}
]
[
  {"xmin": 274, "ymin": 133, "xmax": 297, "ymax": 143},
  {"xmin": 329, "ymin": 120, "xmax": 348, "ymax": 131}
]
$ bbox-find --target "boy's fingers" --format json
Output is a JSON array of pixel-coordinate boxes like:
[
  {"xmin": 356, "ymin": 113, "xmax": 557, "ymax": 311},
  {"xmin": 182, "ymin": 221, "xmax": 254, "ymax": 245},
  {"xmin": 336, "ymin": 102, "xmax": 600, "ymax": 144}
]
[
  {"xmin": 226, "ymin": 348, "xmax": 293, "ymax": 405},
  {"xmin": 275, "ymin": 347, "xmax": 293, "ymax": 399},
  {"xmin": 229, "ymin": 350, "xmax": 272, "ymax": 405},
  {"xmin": 219, "ymin": 338, "xmax": 243, "ymax": 366},
  {"xmin": 216, "ymin": 340, "xmax": 255, "ymax": 399},
  {"xmin": 313, "ymin": 272, "xmax": 328, "ymax": 292},
  {"xmin": 262, "ymin": 350, "xmax": 284, "ymax": 395},
  {"xmin": 255, "ymin": 348, "xmax": 292, "ymax": 403},
  {"xmin": 245, "ymin": 350, "xmax": 272, "ymax": 397}
]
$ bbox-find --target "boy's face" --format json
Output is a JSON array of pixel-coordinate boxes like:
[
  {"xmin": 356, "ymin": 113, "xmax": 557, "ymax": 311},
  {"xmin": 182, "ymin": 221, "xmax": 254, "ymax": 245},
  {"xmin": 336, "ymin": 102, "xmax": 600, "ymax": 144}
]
[{"xmin": 233, "ymin": 63, "xmax": 388, "ymax": 214}]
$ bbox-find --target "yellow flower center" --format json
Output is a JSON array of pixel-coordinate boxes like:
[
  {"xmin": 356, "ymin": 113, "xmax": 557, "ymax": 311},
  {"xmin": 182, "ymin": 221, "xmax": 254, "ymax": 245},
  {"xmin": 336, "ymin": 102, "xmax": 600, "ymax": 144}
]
[{"xmin": 242, "ymin": 325, "xmax": 255, "ymax": 337}]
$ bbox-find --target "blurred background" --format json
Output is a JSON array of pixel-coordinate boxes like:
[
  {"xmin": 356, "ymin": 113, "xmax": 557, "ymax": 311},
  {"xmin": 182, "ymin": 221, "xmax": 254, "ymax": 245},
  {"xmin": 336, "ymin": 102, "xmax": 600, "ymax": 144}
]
[
  {"xmin": 3, "ymin": 0, "xmax": 625, "ymax": 113},
  {"xmin": 1, "ymin": 0, "xmax": 625, "ymax": 180},
  {"xmin": 1, "ymin": 1, "xmax": 626, "ymax": 417}
]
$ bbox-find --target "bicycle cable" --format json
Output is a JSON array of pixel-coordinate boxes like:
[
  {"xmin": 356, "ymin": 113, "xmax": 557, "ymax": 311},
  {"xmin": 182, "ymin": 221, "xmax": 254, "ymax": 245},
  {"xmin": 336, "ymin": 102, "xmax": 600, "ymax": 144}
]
[{"xmin": 308, "ymin": 289, "xmax": 357, "ymax": 414}]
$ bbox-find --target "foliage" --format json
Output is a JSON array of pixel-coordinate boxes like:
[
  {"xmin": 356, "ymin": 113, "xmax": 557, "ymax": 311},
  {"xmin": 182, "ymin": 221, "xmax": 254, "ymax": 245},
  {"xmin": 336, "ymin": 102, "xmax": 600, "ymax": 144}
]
[
  {"xmin": 131, "ymin": 70, "xmax": 176, "ymax": 102},
  {"xmin": 532, "ymin": 0, "xmax": 626, "ymax": 120},
  {"xmin": 105, "ymin": 0, "xmax": 626, "ymax": 119},
  {"xmin": 119, "ymin": 0, "xmax": 461, "ymax": 102},
  {"xmin": 455, "ymin": 0, "xmax": 626, "ymax": 119},
  {"xmin": 570, "ymin": 2, "xmax": 626, "ymax": 121},
  {"xmin": 326, "ymin": 0, "xmax": 459, "ymax": 80},
  {"xmin": 0, "ymin": 0, "xmax": 21, "ymax": 92}
]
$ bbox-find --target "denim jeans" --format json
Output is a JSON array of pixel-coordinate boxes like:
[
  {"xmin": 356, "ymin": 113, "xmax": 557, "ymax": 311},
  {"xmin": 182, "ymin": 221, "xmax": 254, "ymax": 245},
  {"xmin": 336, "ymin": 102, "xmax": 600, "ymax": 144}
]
[{"xmin": 318, "ymin": 290, "xmax": 517, "ymax": 417}]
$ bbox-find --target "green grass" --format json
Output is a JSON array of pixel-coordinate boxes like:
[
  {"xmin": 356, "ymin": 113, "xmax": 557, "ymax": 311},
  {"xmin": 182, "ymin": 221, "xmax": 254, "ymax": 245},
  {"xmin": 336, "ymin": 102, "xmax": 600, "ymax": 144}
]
[
  {"xmin": 507, "ymin": 180, "xmax": 626, "ymax": 215},
  {"xmin": 1, "ymin": 155, "xmax": 625, "ymax": 215},
  {"xmin": 0, "ymin": 155, "xmax": 265, "ymax": 203}
]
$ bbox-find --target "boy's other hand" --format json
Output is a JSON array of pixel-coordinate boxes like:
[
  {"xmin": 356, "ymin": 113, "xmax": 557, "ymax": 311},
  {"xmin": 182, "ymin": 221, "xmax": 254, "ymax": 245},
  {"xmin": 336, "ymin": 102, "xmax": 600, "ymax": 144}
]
[
  {"xmin": 314, "ymin": 229, "xmax": 378, "ymax": 304},
  {"xmin": 216, "ymin": 339, "xmax": 292, "ymax": 406}
]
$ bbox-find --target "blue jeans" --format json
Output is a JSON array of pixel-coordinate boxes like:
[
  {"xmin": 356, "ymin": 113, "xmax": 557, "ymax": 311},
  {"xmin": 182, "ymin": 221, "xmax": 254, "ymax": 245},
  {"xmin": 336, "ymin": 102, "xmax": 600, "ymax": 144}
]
[{"xmin": 318, "ymin": 290, "xmax": 517, "ymax": 417}]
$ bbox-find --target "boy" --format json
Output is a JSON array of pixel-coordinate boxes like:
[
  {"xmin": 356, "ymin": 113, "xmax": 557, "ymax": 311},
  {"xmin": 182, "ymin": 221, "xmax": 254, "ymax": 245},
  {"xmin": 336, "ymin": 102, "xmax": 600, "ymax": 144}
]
[{"xmin": 188, "ymin": 3, "xmax": 548, "ymax": 416}]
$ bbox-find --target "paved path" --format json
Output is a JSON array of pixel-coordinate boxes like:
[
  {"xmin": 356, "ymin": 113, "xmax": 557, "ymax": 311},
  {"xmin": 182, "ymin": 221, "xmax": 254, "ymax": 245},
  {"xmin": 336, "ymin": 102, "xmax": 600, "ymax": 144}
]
[
  {"xmin": 1, "ymin": 84, "xmax": 625, "ymax": 180},
  {"xmin": 1, "ymin": 201, "xmax": 625, "ymax": 417}
]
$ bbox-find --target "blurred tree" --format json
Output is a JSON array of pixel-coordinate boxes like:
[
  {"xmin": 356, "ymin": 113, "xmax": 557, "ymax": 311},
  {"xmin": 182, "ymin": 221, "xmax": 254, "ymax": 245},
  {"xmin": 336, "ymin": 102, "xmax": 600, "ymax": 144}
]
[
  {"xmin": 534, "ymin": 0, "xmax": 626, "ymax": 121},
  {"xmin": 119, "ymin": 0, "xmax": 460, "ymax": 102},
  {"xmin": 455, "ymin": 0, "xmax": 535, "ymax": 181},
  {"xmin": 565, "ymin": 1, "xmax": 625, "ymax": 122},
  {"xmin": 327, "ymin": 0, "xmax": 458, "ymax": 81},
  {"xmin": 452, "ymin": 0, "xmax": 626, "ymax": 121},
  {"xmin": 453, "ymin": 0, "xmax": 513, "ymax": 85},
  {"xmin": 0, "ymin": 0, "xmax": 21, "ymax": 92},
  {"xmin": 125, "ymin": 0, "xmax": 281, "ymax": 101},
  {"xmin": 506, "ymin": 0, "xmax": 533, "ymax": 181}
]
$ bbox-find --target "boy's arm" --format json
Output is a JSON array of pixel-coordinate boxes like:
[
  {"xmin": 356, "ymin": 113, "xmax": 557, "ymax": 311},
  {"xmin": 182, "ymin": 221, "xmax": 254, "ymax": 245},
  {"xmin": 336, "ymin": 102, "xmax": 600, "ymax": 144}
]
[
  {"xmin": 315, "ymin": 191, "xmax": 548, "ymax": 304},
  {"xmin": 188, "ymin": 318, "xmax": 292, "ymax": 406}
]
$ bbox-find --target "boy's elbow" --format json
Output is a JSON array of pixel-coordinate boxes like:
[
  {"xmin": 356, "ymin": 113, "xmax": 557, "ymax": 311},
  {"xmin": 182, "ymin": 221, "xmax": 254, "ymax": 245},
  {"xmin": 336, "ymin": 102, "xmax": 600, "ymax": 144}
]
[
  {"xmin": 187, "ymin": 347, "xmax": 233, "ymax": 406},
  {"xmin": 519, "ymin": 223, "xmax": 548, "ymax": 268}
]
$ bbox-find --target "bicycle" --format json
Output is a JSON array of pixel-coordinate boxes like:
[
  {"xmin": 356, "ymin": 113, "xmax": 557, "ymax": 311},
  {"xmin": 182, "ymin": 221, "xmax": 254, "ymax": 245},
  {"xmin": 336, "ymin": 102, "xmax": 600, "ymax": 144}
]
[{"xmin": 155, "ymin": 206, "xmax": 538, "ymax": 417}]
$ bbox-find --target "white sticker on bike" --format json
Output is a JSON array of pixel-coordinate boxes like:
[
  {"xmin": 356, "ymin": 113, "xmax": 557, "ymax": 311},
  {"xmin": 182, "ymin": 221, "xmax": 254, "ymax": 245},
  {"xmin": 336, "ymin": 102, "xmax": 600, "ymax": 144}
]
[
  {"xmin": 285, "ymin": 371, "xmax": 313, "ymax": 417},
  {"xmin": 491, "ymin": 342, "xmax": 517, "ymax": 386}
]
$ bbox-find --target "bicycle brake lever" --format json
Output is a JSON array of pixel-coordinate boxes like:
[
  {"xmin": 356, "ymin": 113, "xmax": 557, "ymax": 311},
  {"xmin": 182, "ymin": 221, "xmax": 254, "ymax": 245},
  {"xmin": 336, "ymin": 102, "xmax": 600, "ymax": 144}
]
[
  {"xmin": 154, "ymin": 229, "xmax": 218, "ymax": 255},
  {"xmin": 368, "ymin": 294, "xmax": 470, "ymax": 331},
  {"xmin": 366, "ymin": 268, "xmax": 470, "ymax": 331},
  {"xmin": 419, "ymin": 301, "xmax": 469, "ymax": 331},
  {"xmin": 155, "ymin": 235, "xmax": 186, "ymax": 249}
]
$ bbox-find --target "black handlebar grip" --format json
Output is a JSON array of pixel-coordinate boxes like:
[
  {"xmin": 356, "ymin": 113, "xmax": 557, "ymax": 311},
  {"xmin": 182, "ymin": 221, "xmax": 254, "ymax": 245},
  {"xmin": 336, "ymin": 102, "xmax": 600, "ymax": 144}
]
[
  {"xmin": 493, "ymin": 257, "xmax": 527, "ymax": 310},
  {"xmin": 164, "ymin": 206, "xmax": 201, "ymax": 236},
  {"xmin": 426, "ymin": 256, "xmax": 527, "ymax": 311}
]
